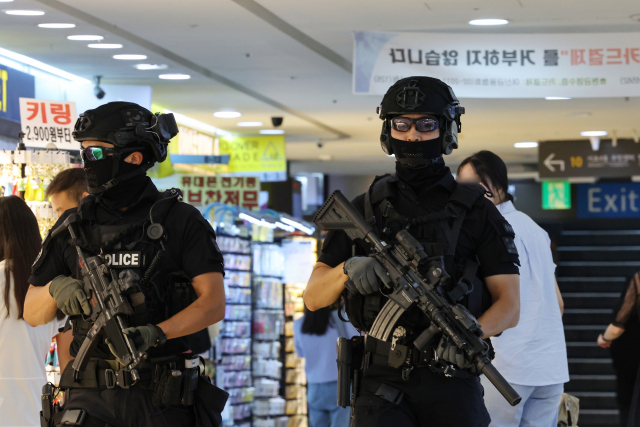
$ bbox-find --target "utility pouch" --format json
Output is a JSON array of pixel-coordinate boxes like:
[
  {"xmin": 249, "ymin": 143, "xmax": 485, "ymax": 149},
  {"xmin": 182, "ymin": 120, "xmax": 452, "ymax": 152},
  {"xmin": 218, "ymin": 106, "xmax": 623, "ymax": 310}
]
[
  {"xmin": 337, "ymin": 337, "xmax": 352, "ymax": 408},
  {"xmin": 40, "ymin": 383, "xmax": 55, "ymax": 427},
  {"xmin": 194, "ymin": 375, "xmax": 230, "ymax": 427},
  {"xmin": 165, "ymin": 271, "xmax": 194, "ymax": 319}
]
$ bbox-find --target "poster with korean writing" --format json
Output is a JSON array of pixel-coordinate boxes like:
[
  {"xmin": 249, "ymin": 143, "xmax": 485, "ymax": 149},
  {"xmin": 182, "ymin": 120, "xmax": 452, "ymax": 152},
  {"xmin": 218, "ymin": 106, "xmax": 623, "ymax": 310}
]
[
  {"xmin": 181, "ymin": 175, "xmax": 260, "ymax": 208},
  {"xmin": 19, "ymin": 98, "xmax": 77, "ymax": 149},
  {"xmin": 354, "ymin": 32, "xmax": 640, "ymax": 98}
]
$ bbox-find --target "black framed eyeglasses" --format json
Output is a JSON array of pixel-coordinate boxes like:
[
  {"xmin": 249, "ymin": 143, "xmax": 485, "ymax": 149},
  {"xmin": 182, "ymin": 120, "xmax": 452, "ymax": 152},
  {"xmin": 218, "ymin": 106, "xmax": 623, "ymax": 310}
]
[
  {"xmin": 390, "ymin": 117, "xmax": 440, "ymax": 133},
  {"xmin": 80, "ymin": 146, "xmax": 116, "ymax": 161}
]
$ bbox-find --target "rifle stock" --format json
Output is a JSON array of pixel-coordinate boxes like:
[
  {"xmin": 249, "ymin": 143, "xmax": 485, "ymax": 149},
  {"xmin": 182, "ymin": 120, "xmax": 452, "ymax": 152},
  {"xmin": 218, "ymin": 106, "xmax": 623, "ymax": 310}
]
[{"xmin": 314, "ymin": 191, "xmax": 521, "ymax": 406}]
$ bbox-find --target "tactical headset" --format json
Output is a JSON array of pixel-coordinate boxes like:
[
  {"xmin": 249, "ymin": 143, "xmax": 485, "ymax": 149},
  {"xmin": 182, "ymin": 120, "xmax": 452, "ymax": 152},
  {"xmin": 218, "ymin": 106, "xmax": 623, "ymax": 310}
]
[{"xmin": 377, "ymin": 78, "xmax": 465, "ymax": 157}]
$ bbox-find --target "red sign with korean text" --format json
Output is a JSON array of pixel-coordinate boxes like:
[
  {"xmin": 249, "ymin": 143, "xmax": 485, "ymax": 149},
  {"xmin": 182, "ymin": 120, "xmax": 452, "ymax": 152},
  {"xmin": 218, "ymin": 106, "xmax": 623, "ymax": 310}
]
[
  {"xmin": 181, "ymin": 175, "xmax": 260, "ymax": 209},
  {"xmin": 19, "ymin": 98, "xmax": 77, "ymax": 149}
]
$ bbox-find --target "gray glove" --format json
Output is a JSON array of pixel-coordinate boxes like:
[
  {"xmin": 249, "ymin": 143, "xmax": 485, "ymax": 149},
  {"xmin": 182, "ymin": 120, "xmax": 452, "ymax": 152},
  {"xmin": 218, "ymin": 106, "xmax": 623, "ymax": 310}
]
[
  {"xmin": 106, "ymin": 324, "xmax": 159, "ymax": 364},
  {"xmin": 436, "ymin": 336, "xmax": 474, "ymax": 371},
  {"xmin": 49, "ymin": 275, "xmax": 91, "ymax": 316},
  {"xmin": 343, "ymin": 256, "xmax": 391, "ymax": 295}
]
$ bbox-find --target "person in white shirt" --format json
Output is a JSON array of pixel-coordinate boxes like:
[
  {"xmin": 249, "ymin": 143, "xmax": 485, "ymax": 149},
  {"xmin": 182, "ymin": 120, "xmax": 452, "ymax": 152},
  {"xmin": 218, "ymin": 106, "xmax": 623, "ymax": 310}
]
[
  {"xmin": 457, "ymin": 150, "xmax": 568, "ymax": 427},
  {"xmin": 0, "ymin": 196, "xmax": 66, "ymax": 427}
]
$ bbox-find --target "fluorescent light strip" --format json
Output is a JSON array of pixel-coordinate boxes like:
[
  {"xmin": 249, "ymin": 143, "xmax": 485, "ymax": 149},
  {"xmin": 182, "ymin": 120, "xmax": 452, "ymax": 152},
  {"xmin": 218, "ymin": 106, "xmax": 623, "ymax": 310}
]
[
  {"xmin": 238, "ymin": 213, "xmax": 277, "ymax": 229},
  {"xmin": 0, "ymin": 46, "xmax": 90, "ymax": 83},
  {"xmin": 88, "ymin": 44, "xmax": 122, "ymax": 49},
  {"xmin": 5, "ymin": 10, "xmax": 45, "ymax": 15},
  {"xmin": 163, "ymin": 109, "xmax": 232, "ymax": 137},
  {"xmin": 38, "ymin": 23, "xmax": 75, "ymax": 28},
  {"xmin": 275, "ymin": 222, "xmax": 296, "ymax": 232},
  {"xmin": 514, "ymin": 142, "xmax": 538, "ymax": 148},
  {"xmin": 581, "ymin": 131, "xmax": 607, "ymax": 137},
  {"xmin": 260, "ymin": 129, "xmax": 285, "ymax": 135},
  {"xmin": 545, "ymin": 96, "xmax": 571, "ymax": 100},
  {"xmin": 280, "ymin": 217, "xmax": 314, "ymax": 235}
]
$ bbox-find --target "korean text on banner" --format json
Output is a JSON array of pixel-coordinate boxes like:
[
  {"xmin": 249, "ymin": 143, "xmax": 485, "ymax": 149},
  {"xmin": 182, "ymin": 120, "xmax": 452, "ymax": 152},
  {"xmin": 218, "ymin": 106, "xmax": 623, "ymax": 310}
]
[
  {"xmin": 354, "ymin": 31, "xmax": 640, "ymax": 98},
  {"xmin": 219, "ymin": 136, "xmax": 286, "ymax": 174},
  {"xmin": 181, "ymin": 175, "xmax": 260, "ymax": 208},
  {"xmin": 19, "ymin": 98, "xmax": 77, "ymax": 149}
]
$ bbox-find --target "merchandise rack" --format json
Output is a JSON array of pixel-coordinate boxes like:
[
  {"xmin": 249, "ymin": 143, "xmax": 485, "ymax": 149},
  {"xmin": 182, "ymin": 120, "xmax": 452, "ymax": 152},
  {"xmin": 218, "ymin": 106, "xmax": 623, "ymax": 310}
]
[
  {"xmin": 216, "ymin": 231, "xmax": 254, "ymax": 427},
  {"xmin": 251, "ymin": 241, "xmax": 288, "ymax": 427}
]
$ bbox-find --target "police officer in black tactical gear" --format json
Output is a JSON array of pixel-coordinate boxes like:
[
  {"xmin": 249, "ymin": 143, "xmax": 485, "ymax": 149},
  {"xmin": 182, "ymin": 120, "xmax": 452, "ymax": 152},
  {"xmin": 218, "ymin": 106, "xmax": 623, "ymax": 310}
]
[
  {"xmin": 24, "ymin": 102, "xmax": 227, "ymax": 427},
  {"xmin": 305, "ymin": 77, "xmax": 521, "ymax": 427}
]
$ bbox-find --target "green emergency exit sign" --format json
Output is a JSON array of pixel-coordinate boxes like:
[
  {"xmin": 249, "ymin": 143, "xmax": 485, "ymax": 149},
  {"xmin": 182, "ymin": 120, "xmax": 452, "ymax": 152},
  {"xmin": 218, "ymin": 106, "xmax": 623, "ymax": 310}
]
[{"xmin": 542, "ymin": 181, "xmax": 571, "ymax": 210}]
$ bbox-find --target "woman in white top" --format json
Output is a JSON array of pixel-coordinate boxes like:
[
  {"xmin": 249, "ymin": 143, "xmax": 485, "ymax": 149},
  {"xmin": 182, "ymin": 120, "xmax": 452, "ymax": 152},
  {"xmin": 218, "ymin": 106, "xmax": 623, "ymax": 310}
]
[
  {"xmin": 457, "ymin": 151, "xmax": 568, "ymax": 427},
  {"xmin": 0, "ymin": 196, "xmax": 66, "ymax": 427}
]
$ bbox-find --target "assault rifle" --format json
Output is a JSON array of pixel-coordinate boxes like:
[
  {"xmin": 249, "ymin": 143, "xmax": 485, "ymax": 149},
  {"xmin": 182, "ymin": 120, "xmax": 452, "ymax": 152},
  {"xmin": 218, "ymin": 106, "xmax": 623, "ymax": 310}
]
[
  {"xmin": 314, "ymin": 191, "xmax": 521, "ymax": 406},
  {"xmin": 52, "ymin": 214, "xmax": 146, "ymax": 383}
]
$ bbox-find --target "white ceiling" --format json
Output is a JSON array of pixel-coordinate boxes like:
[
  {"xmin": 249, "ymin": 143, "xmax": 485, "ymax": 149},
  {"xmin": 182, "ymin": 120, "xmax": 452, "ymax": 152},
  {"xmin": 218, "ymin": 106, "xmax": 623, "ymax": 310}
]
[{"xmin": 1, "ymin": 0, "xmax": 639, "ymax": 174}]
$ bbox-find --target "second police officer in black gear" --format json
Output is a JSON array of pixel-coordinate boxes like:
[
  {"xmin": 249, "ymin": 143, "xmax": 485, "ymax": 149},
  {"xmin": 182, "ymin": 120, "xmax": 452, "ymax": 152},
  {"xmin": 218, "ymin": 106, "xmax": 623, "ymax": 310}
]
[
  {"xmin": 24, "ymin": 102, "xmax": 227, "ymax": 427},
  {"xmin": 305, "ymin": 77, "xmax": 521, "ymax": 427}
]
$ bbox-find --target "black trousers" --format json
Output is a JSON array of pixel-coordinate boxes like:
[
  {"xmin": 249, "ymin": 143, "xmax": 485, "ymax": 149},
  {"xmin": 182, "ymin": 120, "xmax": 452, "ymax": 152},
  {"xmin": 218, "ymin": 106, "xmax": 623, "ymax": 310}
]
[
  {"xmin": 60, "ymin": 387, "xmax": 195, "ymax": 427},
  {"xmin": 351, "ymin": 365, "xmax": 490, "ymax": 427}
]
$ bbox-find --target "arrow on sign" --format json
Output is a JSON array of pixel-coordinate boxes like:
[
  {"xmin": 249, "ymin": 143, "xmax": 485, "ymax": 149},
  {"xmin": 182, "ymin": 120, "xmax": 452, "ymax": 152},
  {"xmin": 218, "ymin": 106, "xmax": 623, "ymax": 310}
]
[{"xmin": 544, "ymin": 153, "xmax": 565, "ymax": 172}]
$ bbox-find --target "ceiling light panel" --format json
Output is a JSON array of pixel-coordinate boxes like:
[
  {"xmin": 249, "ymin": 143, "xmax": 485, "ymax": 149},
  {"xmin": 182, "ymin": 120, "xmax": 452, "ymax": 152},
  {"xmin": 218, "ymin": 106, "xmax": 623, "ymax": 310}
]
[
  {"xmin": 113, "ymin": 54, "xmax": 147, "ymax": 60},
  {"xmin": 38, "ymin": 23, "xmax": 75, "ymax": 28},
  {"xmin": 5, "ymin": 9, "xmax": 45, "ymax": 15},
  {"xmin": 469, "ymin": 19, "xmax": 509, "ymax": 26},
  {"xmin": 88, "ymin": 44, "xmax": 122, "ymax": 49},
  {"xmin": 237, "ymin": 122, "xmax": 263, "ymax": 127},
  {"xmin": 67, "ymin": 35, "xmax": 103, "ymax": 41},
  {"xmin": 135, "ymin": 64, "xmax": 168, "ymax": 70},
  {"xmin": 158, "ymin": 73, "xmax": 190, "ymax": 79},
  {"xmin": 214, "ymin": 111, "xmax": 241, "ymax": 118}
]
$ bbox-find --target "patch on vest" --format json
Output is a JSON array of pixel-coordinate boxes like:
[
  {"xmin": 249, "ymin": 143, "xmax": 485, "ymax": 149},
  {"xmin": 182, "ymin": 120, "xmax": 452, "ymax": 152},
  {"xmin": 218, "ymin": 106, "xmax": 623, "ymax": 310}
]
[
  {"xmin": 502, "ymin": 236, "xmax": 518, "ymax": 254},
  {"xmin": 104, "ymin": 251, "xmax": 142, "ymax": 268}
]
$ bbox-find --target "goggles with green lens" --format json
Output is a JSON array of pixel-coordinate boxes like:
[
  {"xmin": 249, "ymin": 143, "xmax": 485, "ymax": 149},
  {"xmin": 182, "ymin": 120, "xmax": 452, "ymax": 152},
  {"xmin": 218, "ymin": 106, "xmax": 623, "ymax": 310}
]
[{"xmin": 80, "ymin": 146, "xmax": 116, "ymax": 162}]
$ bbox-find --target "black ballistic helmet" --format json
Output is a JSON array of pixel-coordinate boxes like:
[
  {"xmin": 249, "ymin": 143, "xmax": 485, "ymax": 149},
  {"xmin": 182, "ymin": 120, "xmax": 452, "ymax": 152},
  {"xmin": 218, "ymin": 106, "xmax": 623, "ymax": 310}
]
[
  {"xmin": 74, "ymin": 102, "xmax": 179, "ymax": 193},
  {"xmin": 73, "ymin": 101, "xmax": 178, "ymax": 164},
  {"xmin": 377, "ymin": 76, "xmax": 465, "ymax": 156}
]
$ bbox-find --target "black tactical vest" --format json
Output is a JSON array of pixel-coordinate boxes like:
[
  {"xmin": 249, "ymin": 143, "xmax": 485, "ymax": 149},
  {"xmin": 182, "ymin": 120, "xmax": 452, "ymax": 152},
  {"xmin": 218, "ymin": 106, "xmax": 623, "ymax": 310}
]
[
  {"xmin": 344, "ymin": 174, "xmax": 492, "ymax": 335},
  {"xmin": 60, "ymin": 189, "xmax": 201, "ymax": 359}
]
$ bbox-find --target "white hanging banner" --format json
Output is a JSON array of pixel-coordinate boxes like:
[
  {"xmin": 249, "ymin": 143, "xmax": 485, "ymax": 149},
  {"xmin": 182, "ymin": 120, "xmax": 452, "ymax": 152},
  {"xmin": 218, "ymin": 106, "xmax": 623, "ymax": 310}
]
[
  {"xmin": 353, "ymin": 31, "xmax": 640, "ymax": 98},
  {"xmin": 19, "ymin": 98, "xmax": 77, "ymax": 149}
]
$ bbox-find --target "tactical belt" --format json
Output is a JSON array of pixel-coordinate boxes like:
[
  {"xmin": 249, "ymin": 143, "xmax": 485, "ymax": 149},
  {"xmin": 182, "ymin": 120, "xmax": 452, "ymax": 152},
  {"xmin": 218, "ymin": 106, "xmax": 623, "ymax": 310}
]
[
  {"xmin": 59, "ymin": 359, "xmax": 155, "ymax": 390},
  {"xmin": 364, "ymin": 335, "xmax": 474, "ymax": 379}
]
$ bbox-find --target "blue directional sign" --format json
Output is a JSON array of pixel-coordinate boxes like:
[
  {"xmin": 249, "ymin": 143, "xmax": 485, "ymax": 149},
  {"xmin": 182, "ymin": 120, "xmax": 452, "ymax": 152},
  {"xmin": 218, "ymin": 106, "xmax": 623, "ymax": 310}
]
[
  {"xmin": 169, "ymin": 154, "xmax": 230, "ymax": 165},
  {"xmin": 0, "ymin": 63, "xmax": 35, "ymax": 123},
  {"xmin": 577, "ymin": 182, "xmax": 640, "ymax": 218}
]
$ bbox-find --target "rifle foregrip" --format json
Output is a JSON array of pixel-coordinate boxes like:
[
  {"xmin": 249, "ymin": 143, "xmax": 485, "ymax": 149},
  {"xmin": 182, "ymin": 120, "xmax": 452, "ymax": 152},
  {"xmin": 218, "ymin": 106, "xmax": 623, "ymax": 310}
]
[{"xmin": 481, "ymin": 362, "xmax": 522, "ymax": 406}]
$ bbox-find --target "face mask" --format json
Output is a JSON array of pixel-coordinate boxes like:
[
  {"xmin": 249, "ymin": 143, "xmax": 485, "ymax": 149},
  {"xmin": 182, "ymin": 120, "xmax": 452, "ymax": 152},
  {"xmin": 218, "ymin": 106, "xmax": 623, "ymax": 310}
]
[
  {"xmin": 84, "ymin": 150, "xmax": 147, "ymax": 193},
  {"xmin": 390, "ymin": 135, "xmax": 442, "ymax": 167}
]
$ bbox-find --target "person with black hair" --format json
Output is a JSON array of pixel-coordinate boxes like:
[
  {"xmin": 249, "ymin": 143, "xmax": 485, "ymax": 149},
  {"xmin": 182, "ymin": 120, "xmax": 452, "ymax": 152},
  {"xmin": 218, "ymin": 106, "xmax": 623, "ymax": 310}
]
[
  {"xmin": 457, "ymin": 150, "xmax": 568, "ymax": 427},
  {"xmin": 0, "ymin": 196, "xmax": 66, "ymax": 427},
  {"xmin": 596, "ymin": 272, "xmax": 640, "ymax": 427},
  {"xmin": 305, "ymin": 77, "xmax": 521, "ymax": 427},
  {"xmin": 23, "ymin": 102, "xmax": 227, "ymax": 427},
  {"xmin": 293, "ymin": 304, "xmax": 358, "ymax": 427}
]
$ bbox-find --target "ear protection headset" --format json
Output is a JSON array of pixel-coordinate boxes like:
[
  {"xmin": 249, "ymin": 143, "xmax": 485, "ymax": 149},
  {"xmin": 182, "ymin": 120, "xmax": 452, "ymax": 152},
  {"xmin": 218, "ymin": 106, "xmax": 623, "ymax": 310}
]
[{"xmin": 377, "ymin": 81, "xmax": 465, "ymax": 156}]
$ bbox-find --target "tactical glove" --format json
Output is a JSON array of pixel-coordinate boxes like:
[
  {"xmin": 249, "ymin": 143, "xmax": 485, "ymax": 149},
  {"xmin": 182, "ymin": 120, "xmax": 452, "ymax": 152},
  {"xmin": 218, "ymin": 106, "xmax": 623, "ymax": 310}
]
[
  {"xmin": 436, "ymin": 336, "xmax": 475, "ymax": 371},
  {"xmin": 343, "ymin": 256, "xmax": 391, "ymax": 295},
  {"xmin": 106, "ymin": 324, "xmax": 160, "ymax": 364},
  {"xmin": 49, "ymin": 275, "xmax": 91, "ymax": 316}
]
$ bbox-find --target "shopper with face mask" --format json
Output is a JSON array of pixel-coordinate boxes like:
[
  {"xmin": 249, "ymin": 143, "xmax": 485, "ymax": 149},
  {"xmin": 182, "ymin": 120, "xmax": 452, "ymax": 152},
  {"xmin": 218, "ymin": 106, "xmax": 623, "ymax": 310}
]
[
  {"xmin": 24, "ymin": 102, "xmax": 227, "ymax": 427},
  {"xmin": 305, "ymin": 77, "xmax": 521, "ymax": 427},
  {"xmin": 457, "ymin": 150, "xmax": 568, "ymax": 427}
]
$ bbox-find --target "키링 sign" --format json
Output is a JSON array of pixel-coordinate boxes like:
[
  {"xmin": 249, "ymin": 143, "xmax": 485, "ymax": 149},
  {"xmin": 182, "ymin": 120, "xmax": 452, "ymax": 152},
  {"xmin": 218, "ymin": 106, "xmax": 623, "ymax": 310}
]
[{"xmin": 19, "ymin": 98, "xmax": 77, "ymax": 149}]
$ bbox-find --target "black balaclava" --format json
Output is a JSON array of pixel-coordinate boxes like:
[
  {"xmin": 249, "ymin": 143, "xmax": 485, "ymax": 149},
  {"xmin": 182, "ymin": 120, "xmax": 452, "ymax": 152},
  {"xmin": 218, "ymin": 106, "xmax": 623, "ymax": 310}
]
[{"xmin": 85, "ymin": 148, "xmax": 151, "ymax": 209}]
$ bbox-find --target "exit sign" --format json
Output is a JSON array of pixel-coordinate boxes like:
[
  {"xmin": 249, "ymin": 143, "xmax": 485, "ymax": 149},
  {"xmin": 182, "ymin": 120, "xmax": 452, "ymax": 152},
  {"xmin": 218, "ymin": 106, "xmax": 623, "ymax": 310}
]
[{"xmin": 542, "ymin": 181, "xmax": 571, "ymax": 210}]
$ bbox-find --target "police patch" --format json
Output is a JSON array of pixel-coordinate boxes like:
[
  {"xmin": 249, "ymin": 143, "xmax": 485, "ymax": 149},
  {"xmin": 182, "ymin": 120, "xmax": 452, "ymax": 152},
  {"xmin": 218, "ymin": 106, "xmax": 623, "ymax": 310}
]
[
  {"xmin": 502, "ymin": 236, "xmax": 518, "ymax": 255},
  {"xmin": 121, "ymin": 109, "xmax": 149, "ymax": 127},
  {"xmin": 104, "ymin": 251, "xmax": 142, "ymax": 268}
]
